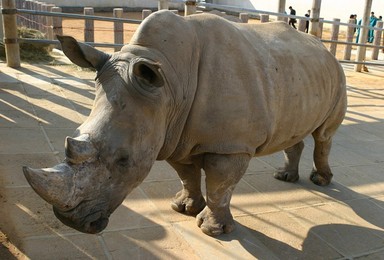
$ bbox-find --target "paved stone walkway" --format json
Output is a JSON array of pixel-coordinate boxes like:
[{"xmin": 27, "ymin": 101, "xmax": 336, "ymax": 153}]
[{"xmin": 0, "ymin": 60, "xmax": 383, "ymax": 259}]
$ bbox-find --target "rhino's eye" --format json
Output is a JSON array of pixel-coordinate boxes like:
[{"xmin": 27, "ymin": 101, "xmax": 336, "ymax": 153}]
[{"xmin": 116, "ymin": 156, "xmax": 130, "ymax": 167}]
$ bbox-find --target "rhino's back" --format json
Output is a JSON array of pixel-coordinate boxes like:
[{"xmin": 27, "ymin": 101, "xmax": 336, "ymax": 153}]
[{"xmin": 168, "ymin": 14, "xmax": 346, "ymax": 161}]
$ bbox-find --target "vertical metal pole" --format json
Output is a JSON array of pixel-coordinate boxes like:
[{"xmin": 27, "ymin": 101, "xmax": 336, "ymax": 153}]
[
  {"xmin": 309, "ymin": 0, "xmax": 321, "ymax": 37},
  {"xmin": 277, "ymin": 0, "xmax": 286, "ymax": 21},
  {"xmin": 2, "ymin": 0, "xmax": 20, "ymax": 68},
  {"xmin": 354, "ymin": 0, "xmax": 372, "ymax": 72}
]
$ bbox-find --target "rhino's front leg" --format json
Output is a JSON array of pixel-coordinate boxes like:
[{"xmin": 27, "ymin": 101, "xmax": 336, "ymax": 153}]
[
  {"xmin": 168, "ymin": 161, "xmax": 206, "ymax": 215},
  {"xmin": 197, "ymin": 153, "xmax": 250, "ymax": 236}
]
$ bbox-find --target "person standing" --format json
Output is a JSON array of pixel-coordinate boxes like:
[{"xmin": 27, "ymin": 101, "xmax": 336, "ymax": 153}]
[
  {"xmin": 289, "ymin": 6, "xmax": 297, "ymax": 29},
  {"xmin": 305, "ymin": 10, "xmax": 311, "ymax": 33},
  {"xmin": 368, "ymin": 11, "xmax": 378, "ymax": 43}
]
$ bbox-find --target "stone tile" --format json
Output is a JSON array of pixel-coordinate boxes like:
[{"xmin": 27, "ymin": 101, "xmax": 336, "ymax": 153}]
[
  {"xmin": 22, "ymin": 234, "xmax": 106, "ymax": 259},
  {"xmin": 44, "ymin": 128, "xmax": 77, "ymax": 158},
  {"xmin": 326, "ymin": 198, "xmax": 384, "ymax": 236},
  {"xmin": 289, "ymin": 204, "xmax": 384, "ymax": 257},
  {"xmin": 27, "ymin": 94, "xmax": 75, "ymax": 111},
  {"xmin": 235, "ymin": 212, "xmax": 342, "ymax": 259},
  {"xmin": 102, "ymin": 226, "xmax": 199, "ymax": 260},
  {"xmin": 355, "ymin": 249, "xmax": 384, "ymax": 259},
  {"xmin": 105, "ymin": 187, "xmax": 168, "ymax": 232},
  {"xmin": 245, "ymin": 157, "xmax": 276, "ymax": 174},
  {"xmin": 0, "ymin": 128, "xmax": 52, "ymax": 154},
  {"xmin": 331, "ymin": 165, "xmax": 384, "ymax": 197},
  {"xmin": 242, "ymin": 173, "xmax": 329, "ymax": 210},
  {"xmin": 0, "ymin": 187, "xmax": 74, "ymax": 239},
  {"xmin": 34, "ymin": 107, "xmax": 83, "ymax": 128},
  {"xmin": 139, "ymin": 179, "xmax": 195, "ymax": 223},
  {"xmin": 0, "ymin": 108, "xmax": 39, "ymax": 128},
  {"xmin": 145, "ymin": 161, "xmax": 179, "ymax": 182},
  {"xmin": 173, "ymin": 219, "xmax": 280, "ymax": 260},
  {"xmin": 0, "ymin": 153, "xmax": 59, "ymax": 187}
]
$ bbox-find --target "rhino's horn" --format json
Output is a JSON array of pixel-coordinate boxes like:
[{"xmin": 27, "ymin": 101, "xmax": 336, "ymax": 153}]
[
  {"xmin": 65, "ymin": 134, "xmax": 97, "ymax": 164},
  {"xmin": 23, "ymin": 163, "xmax": 75, "ymax": 210}
]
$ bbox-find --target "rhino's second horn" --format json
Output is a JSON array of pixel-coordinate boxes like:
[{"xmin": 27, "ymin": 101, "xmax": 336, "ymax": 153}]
[{"xmin": 65, "ymin": 134, "xmax": 97, "ymax": 164}]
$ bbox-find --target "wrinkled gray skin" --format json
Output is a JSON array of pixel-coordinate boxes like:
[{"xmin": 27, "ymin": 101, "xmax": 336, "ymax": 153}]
[{"xmin": 23, "ymin": 10, "xmax": 347, "ymax": 236}]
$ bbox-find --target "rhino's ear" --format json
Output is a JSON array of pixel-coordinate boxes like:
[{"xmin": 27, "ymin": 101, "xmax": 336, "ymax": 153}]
[
  {"xmin": 57, "ymin": 35, "xmax": 110, "ymax": 70},
  {"xmin": 131, "ymin": 59, "xmax": 165, "ymax": 88}
]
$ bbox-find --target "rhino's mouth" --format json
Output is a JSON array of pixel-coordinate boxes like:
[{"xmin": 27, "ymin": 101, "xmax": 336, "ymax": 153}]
[{"xmin": 53, "ymin": 206, "xmax": 109, "ymax": 234}]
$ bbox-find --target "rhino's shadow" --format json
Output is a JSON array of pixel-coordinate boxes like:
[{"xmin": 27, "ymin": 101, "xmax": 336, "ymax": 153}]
[
  {"xmin": 306, "ymin": 182, "xmax": 384, "ymax": 230},
  {"xmin": 221, "ymin": 222, "xmax": 384, "ymax": 259}
]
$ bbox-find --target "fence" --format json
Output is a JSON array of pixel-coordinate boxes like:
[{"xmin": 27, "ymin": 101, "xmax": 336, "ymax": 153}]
[{"xmin": 2, "ymin": 0, "xmax": 384, "ymax": 69}]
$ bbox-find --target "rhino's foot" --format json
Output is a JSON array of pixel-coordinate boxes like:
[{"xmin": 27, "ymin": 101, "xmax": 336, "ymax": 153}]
[
  {"xmin": 196, "ymin": 206, "xmax": 235, "ymax": 236},
  {"xmin": 310, "ymin": 170, "xmax": 333, "ymax": 186},
  {"xmin": 274, "ymin": 168, "xmax": 299, "ymax": 182},
  {"xmin": 171, "ymin": 190, "xmax": 206, "ymax": 216}
]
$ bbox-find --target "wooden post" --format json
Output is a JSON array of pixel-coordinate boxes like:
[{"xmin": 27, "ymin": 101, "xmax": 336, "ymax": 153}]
[
  {"xmin": 142, "ymin": 9, "xmax": 152, "ymax": 20},
  {"xmin": 25, "ymin": 0, "xmax": 32, "ymax": 28},
  {"xmin": 329, "ymin": 18, "xmax": 340, "ymax": 56},
  {"xmin": 239, "ymin": 13, "xmax": 249, "ymax": 23},
  {"xmin": 37, "ymin": 2, "xmax": 43, "ymax": 32},
  {"xmin": 84, "ymin": 7, "xmax": 94, "ymax": 43},
  {"xmin": 185, "ymin": 0, "xmax": 196, "ymax": 16},
  {"xmin": 45, "ymin": 4, "xmax": 55, "ymax": 51},
  {"xmin": 52, "ymin": 6, "xmax": 62, "ymax": 37},
  {"xmin": 2, "ymin": 0, "xmax": 21, "ymax": 68},
  {"xmin": 343, "ymin": 18, "xmax": 355, "ymax": 60},
  {"xmin": 277, "ymin": 0, "xmax": 286, "ymax": 21},
  {"xmin": 298, "ymin": 19, "xmax": 306, "ymax": 32},
  {"xmin": 42, "ymin": 3, "xmax": 48, "ymax": 34},
  {"xmin": 113, "ymin": 8, "xmax": 123, "ymax": 52},
  {"xmin": 158, "ymin": 0, "xmax": 169, "ymax": 10},
  {"xmin": 371, "ymin": 21, "xmax": 383, "ymax": 60},
  {"xmin": 309, "ymin": 0, "xmax": 321, "ymax": 37},
  {"xmin": 260, "ymin": 14, "xmax": 269, "ymax": 23},
  {"xmin": 355, "ymin": 0, "xmax": 373, "ymax": 72}
]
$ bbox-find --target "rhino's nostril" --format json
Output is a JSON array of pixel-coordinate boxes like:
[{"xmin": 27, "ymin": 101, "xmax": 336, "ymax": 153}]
[{"xmin": 86, "ymin": 217, "xmax": 109, "ymax": 234}]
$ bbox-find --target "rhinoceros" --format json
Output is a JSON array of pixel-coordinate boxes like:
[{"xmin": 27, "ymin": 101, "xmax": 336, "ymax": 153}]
[{"xmin": 23, "ymin": 10, "xmax": 347, "ymax": 236}]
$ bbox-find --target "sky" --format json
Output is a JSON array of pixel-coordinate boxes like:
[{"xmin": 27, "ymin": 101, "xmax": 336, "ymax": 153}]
[{"xmin": 249, "ymin": 0, "xmax": 384, "ymax": 21}]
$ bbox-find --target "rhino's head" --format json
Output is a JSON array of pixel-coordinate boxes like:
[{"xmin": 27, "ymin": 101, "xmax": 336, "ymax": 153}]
[{"xmin": 23, "ymin": 35, "xmax": 180, "ymax": 234}]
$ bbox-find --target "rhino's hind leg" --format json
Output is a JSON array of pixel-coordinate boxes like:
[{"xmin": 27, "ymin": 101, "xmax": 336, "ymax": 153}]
[
  {"xmin": 197, "ymin": 153, "xmax": 250, "ymax": 236},
  {"xmin": 274, "ymin": 141, "xmax": 304, "ymax": 182},
  {"xmin": 310, "ymin": 136, "xmax": 333, "ymax": 186},
  {"xmin": 168, "ymin": 161, "xmax": 206, "ymax": 215}
]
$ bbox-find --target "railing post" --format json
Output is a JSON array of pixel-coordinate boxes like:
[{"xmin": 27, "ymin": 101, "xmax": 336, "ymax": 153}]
[
  {"xmin": 185, "ymin": 0, "xmax": 196, "ymax": 16},
  {"xmin": 84, "ymin": 7, "xmax": 94, "ymax": 43},
  {"xmin": 309, "ymin": 0, "xmax": 321, "ymax": 37},
  {"xmin": 142, "ymin": 9, "xmax": 152, "ymax": 20},
  {"xmin": 343, "ymin": 18, "xmax": 355, "ymax": 60},
  {"xmin": 355, "ymin": 0, "xmax": 373, "ymax": 72},
  {"xmin": 239, "ymin": 13, "xmax": 248, "ymax": 23},
  {"xmin": 298, "ymin": 19, "xmax": 306, "ymax": 32},
  {"xmin": 329, "ymin": 18, "xmax": 340, "ymax": 56},
  {"xmin": 371, "ymin": 21, "xmax": 383, "ymax": 60},
  {"xmin": 277, "ymin": 0, "xmax": 286, "ymax": 21},
  {"xmin": 113, "ymin": 8, "xmax": 123, "ymax": 52},
  {"xmin": 52, "ymin": 6, "xmax": 62, "ymax": 37},
  {"xmin": 158, "ymin": 0, "xmax": 169, "ymax": 10},
  {"xmin": 260, "ymin": 14, "xmax": 269, "ymax": 23},
  {"xmin": 2, "ymin": 0, "xmax": 21, "ymax": 68}
]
